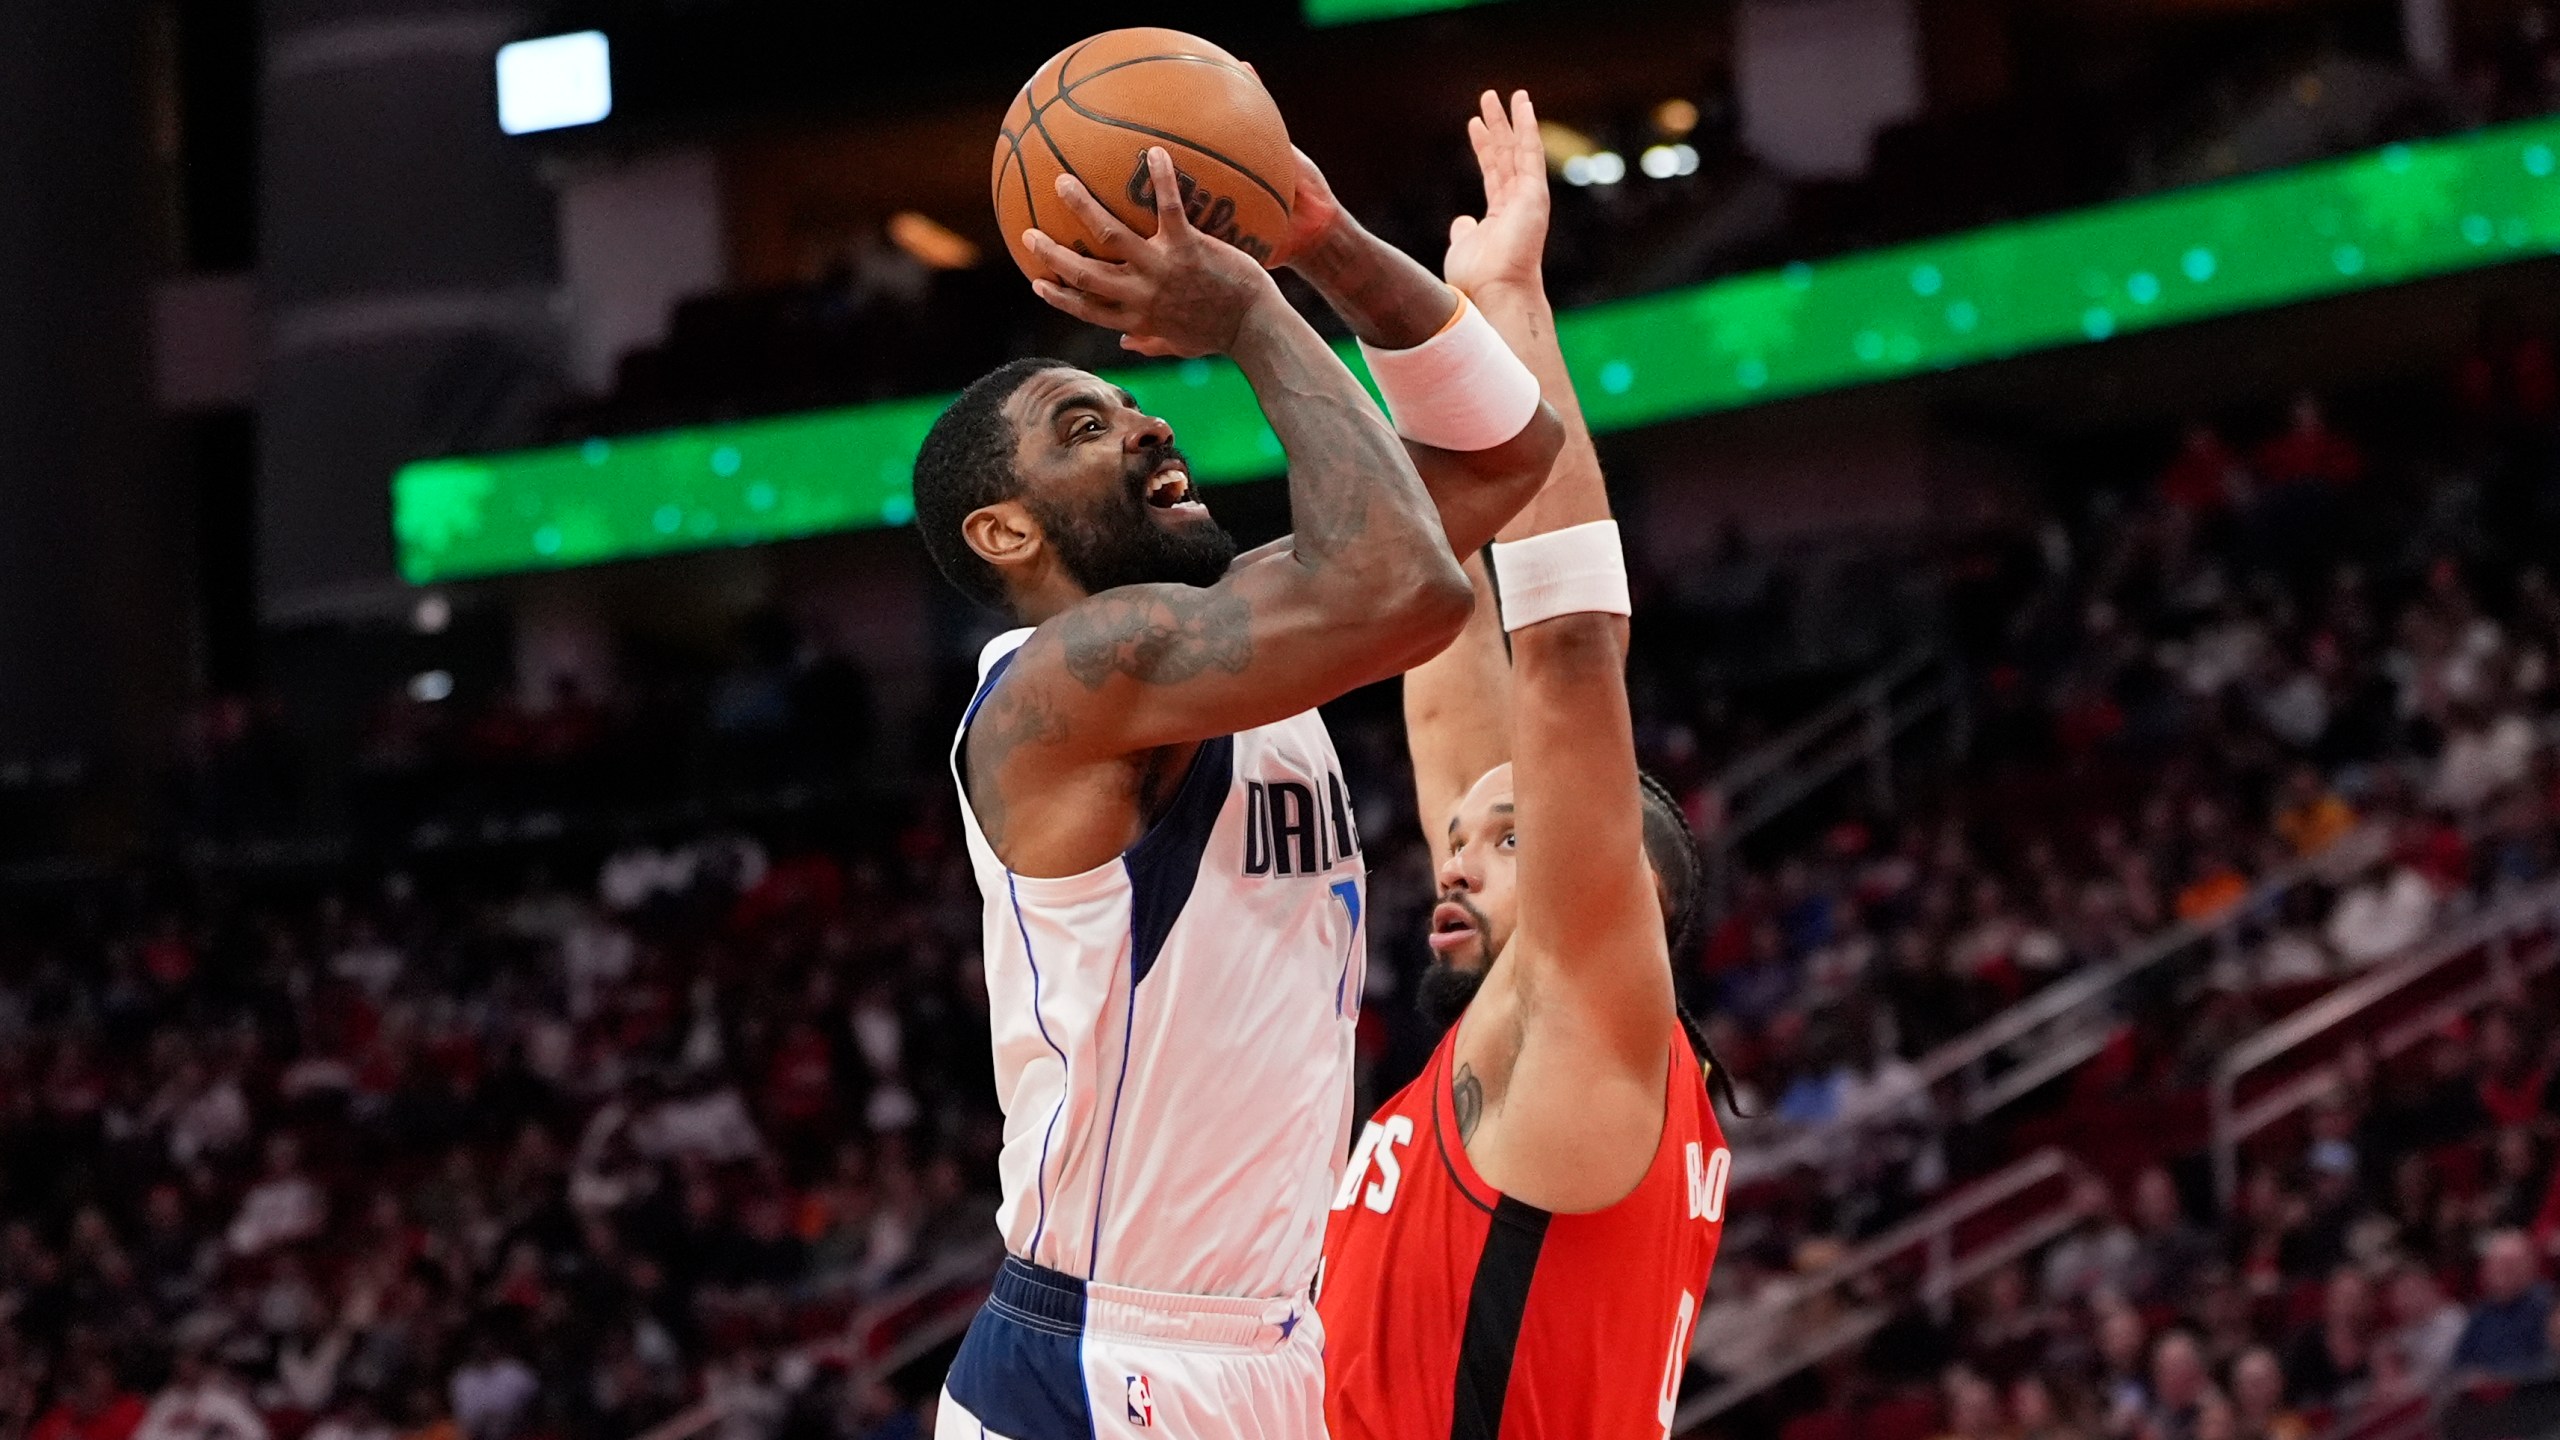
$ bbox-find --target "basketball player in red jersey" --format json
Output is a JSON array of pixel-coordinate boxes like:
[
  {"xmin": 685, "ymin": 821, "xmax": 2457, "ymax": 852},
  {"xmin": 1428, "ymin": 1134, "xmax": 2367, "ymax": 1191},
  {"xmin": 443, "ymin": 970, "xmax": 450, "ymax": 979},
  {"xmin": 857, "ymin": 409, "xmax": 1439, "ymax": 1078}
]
[{"xmin": 1318, "ymin": 91, "xmax": 1734, "ymax": 1440}]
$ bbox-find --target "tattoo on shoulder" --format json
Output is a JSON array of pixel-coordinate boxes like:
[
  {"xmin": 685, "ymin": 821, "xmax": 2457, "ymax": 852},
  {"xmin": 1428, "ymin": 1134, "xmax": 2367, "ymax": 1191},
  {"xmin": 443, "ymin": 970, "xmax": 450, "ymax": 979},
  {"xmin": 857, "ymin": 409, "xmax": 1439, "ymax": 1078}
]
[
  {"xmin": 1054, "ymin": 586, "xmax": 1254, "ymax": 692},
  {"xmin": 1452, "ymin": 1063, "xmax": 1484, "ymax": 1144},
  {"xmin": 964, "ymin": 680, "xmax": 1070, "ymax": 850}
]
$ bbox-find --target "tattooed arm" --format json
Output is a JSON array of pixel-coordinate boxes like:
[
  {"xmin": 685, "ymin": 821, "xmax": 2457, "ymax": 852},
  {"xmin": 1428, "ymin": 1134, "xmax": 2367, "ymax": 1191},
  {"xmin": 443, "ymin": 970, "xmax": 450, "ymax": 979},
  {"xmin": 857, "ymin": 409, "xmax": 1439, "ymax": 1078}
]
[
  {"xmin": 993, "ymin": 301, "xmax": 1474, "ymax": 757},
  {"xmin": 986, "ymin": 149, "xmax": 1471, "ymax": 798}
]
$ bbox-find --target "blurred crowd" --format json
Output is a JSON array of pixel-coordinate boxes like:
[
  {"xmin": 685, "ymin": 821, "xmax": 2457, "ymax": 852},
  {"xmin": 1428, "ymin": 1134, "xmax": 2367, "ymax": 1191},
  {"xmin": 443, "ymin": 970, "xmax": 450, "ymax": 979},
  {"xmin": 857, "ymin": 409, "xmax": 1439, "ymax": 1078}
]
[
  {"xmin": 0, "ymin": 813, "xmax": 1006, "ymax": 1440},
  {"xmin": 1700, "ymin": 1000, "xmax": 2560, "ymax": 1440},
  {"xmin": 1671, "ymin": 332, "xmax": 2560, "ymax": 1438},
  {"xmin": 1691, "ymin": 366, "xmax": 2560, "ymax": 1137}
]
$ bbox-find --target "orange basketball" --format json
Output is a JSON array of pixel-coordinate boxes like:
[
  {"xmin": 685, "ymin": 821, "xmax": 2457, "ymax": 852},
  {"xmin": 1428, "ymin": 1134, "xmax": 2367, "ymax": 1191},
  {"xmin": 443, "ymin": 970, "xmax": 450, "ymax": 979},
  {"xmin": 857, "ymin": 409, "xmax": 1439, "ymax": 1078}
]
[{"xmin": 992, "ymin": 28, "xmax": 1295, "ymax": 284}]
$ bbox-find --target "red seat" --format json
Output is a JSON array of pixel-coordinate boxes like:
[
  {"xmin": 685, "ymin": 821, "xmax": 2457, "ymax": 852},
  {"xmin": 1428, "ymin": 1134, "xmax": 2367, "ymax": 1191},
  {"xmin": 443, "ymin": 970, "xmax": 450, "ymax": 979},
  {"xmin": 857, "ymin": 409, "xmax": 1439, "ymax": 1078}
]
[
  {"xmin": 2427, "ymin": 1140, "xmax": 2483, "ymax": 1198},
  {"xmin": 1780, "ymin": 1408, "xmax": 1853, "ymax": 1440},
  {"xmin": 2282, "ymin": 1276, "xmax": 2328, "ymax": 1330},
  {"xmin": 1860, "ymin": 1390, "xmax": 1943, "ymax": 1440}
]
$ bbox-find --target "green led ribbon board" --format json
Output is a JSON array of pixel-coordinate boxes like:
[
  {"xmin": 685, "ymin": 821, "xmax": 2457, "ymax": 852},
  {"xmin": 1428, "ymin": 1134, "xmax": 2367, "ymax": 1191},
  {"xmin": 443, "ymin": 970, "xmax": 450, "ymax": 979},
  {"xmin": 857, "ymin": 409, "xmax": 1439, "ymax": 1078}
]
[
  {"xmin": 1303, "ymin": 0, "xmax": 1513, "ymax": 25},
  {"xmin": 398, "ymin": 115, "xmax": 2560, "ymax": 583}
]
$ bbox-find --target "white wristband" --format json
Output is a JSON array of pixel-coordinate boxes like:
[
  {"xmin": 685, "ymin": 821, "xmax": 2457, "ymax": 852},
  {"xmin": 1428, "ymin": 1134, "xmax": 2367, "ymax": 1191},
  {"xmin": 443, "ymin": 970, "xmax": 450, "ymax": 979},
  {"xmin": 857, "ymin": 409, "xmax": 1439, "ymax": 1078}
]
[
  {"xmin": 1491, "ymin": 521, "xmax": 1631, "ymax": 632},
  {"xmin": 1357, "ymin": 291, "xmax": 1543, "ymax": 453}
]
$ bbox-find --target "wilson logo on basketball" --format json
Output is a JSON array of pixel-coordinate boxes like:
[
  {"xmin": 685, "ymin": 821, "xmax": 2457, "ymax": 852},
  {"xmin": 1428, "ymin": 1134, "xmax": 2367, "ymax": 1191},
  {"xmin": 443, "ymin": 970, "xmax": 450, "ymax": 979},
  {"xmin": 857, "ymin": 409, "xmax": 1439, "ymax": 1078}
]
[{"xmin": 1126, "ymin": 158, "xmax": 1276, "ymax": 266}]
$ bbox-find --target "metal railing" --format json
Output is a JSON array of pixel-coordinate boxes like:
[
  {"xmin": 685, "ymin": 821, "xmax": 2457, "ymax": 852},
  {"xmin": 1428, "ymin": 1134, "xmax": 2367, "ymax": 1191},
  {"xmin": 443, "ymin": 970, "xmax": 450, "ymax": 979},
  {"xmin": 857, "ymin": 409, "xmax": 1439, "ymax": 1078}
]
[
  {"xmin": 1733, "ymin": 826, "xmax": 2379, "ymax": 1182},
  {"xmin": 1709, "ymin": 646, "xmax": 1965, "ymax": 857},
  {"xmin": 2208, "ymin": 877, "xmax": 2560, "ymax": 1202},
  {"xmin": 1672, "ymin": 1147, "xmax": 2102, "ymax": 1434},
  {"xmin": 619, "ymin": 1237, "xmax": 1005, "ymax": 1440}
]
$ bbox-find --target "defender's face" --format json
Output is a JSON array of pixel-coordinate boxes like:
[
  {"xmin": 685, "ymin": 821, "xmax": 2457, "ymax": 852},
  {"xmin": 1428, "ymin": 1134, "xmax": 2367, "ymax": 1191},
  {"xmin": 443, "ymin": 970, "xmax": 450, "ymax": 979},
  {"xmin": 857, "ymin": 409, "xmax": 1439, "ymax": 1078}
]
[
  {"xmin": 1431, "ymin": 764, "xmax": 1521, "ymax": 975},
  {"xmin": 999, "ymin": 368, "xmax": 1234, "ymax": 594}
]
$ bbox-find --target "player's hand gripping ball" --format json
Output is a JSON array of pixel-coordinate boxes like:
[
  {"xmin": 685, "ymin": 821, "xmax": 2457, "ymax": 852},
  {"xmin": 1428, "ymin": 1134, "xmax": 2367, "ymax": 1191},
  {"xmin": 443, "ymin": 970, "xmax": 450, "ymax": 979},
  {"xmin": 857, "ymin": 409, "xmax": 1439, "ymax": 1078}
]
[{"xmin": 992, "ymin": 28, "xmax": 1296, "ymax": 283}]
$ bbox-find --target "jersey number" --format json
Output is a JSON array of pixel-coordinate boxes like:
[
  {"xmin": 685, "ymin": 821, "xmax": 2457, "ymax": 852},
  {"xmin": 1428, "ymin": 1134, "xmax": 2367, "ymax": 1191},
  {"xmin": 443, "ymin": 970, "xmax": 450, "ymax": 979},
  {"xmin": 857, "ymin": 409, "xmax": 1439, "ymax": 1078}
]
[
  {"xmin": 1332, "ymin": 1115, "xmax": 1414, "ymax": 1214},
  {"xmin": 1656, "ymin": 1288, "xmax": 1698, "ymax": 1437},
  {"xmin": 1685, "ymin": 1143, "xmax": 1731, "ymax": 1223},
  {"xmin": 1330, "ymin": 878, "xmax": 1364, "ymax": 1019}
]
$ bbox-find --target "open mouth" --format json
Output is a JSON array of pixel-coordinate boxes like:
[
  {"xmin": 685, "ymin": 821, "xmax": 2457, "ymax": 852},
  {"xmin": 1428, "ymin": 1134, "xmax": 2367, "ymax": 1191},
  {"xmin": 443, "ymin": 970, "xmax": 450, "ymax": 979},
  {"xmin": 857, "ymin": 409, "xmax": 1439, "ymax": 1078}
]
[
  {"xmin": 1427, "ymin": 900, "xmax": 1480, "ymax": 954},
  {"xmin": 1142, "ymin": 464, "xmax": 1204, "ymax": 513}
]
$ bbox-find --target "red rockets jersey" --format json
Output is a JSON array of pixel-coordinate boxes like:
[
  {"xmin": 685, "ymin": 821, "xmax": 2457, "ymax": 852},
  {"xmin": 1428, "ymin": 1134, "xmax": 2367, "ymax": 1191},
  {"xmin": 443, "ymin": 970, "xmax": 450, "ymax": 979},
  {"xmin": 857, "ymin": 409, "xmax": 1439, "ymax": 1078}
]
[{"xmin": 1318, "ymin": 1022, "xmax": 1730, "ymax": 1440}]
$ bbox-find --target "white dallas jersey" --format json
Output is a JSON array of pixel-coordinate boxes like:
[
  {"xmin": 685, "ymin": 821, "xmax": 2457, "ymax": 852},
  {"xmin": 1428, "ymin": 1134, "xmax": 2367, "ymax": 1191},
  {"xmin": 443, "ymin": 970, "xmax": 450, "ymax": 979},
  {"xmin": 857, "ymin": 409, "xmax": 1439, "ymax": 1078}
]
[{"xmin": 952, "ymin": 628, "xmax": 1367, "ymax": 1301}]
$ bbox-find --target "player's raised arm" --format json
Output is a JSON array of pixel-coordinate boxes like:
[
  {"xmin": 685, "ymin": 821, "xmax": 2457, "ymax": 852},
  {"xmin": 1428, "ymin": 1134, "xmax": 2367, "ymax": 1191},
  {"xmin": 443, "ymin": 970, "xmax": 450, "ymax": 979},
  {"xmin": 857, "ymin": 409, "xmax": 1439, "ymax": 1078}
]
[
  {"xmin": 1276, "ymin": 146, "xmax": 1563, "ymax": 557},
  {"xmin": 1402, "ymin": 551, "xmax": 1513, "ymax": 853},
  {"xmin": 1469, "ymin": 90, "xmax": 1678, "ymax": 1102},
  {"xmin": 1392, "ymin": 90, "xmax": 1560, "ymax": 852},
  {"xmin": 993, "ymin": 147, "xmax": 1473, "ymax": 761}
]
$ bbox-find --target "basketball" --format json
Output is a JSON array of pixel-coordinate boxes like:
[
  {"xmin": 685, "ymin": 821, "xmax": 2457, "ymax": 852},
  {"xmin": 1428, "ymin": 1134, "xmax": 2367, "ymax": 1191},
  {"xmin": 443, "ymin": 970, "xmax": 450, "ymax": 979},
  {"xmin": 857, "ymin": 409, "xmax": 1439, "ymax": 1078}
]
[{"xmin": 991, "ymin": 28, "xmax": 1296, "ymax": 284}]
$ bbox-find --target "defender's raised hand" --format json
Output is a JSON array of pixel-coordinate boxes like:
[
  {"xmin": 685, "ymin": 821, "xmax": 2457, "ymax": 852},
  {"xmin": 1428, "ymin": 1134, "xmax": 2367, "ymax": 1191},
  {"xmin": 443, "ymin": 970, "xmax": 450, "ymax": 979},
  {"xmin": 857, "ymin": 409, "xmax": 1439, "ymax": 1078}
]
[
  {"xmin": 1444, "ymin": 89, "xmax": 1551, "ymax": 301},
  {"xmin": 1024, "ymin": 146, "xmax": 1283, "ymax": 359}
]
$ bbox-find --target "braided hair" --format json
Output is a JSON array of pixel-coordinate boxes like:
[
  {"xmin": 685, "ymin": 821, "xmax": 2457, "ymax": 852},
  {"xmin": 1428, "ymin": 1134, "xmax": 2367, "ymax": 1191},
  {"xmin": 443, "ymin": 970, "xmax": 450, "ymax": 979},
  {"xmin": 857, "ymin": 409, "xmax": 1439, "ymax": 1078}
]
[{"xmin": 1635, "ymin": 771, "xmax": 1746, "ymax": 1118}]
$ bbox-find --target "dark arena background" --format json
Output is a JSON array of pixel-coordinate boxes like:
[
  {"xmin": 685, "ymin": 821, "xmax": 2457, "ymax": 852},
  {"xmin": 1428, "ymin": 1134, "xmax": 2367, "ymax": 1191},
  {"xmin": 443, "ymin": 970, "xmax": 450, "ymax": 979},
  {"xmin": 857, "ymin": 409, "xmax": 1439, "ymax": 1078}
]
[{"xmin": 5, "ymin": 0, "xmax": 2560, "ymax": 1437}]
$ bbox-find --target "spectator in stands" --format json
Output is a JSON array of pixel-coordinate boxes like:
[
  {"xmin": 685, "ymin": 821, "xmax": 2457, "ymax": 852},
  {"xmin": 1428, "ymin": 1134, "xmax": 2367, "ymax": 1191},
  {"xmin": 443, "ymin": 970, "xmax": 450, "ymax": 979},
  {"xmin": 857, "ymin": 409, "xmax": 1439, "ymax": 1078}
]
[
  {"xmin": 2045, "ymin": 1179, "xmax": 2142, "ymax": 1305},
  {"xmin": 2383, "ymin": 1263, "xmax": 2470, "ymax": 1389},
  {"xmin": 2159, "ymin": 423, "xmax": 2251, "ymax": 516},
  {"xmin": 305, "ymin": 1389, "xmax": 395, "ymax": 1440},
  {"xmin": 2270, "ymin": 767, "xmax": 2357, "ymax": 858},
  {"xmin": 2252, "ymin": 395, "xmax": 2365, "ymax": 490},
  {"xmin": 1963, "ymin": 1264, "xmax": 2054, "ymax": 1378},
  {"xmin": 2279, "ymin": 1266, "xmax": 2373, "ymax": 1408},
  {"xmin": 2474, "ymin": 1009, "xmax": 2553, "ymax": 1128},
  {"xmin": 446, "ymin": 1333, "xmax": 538, "ymax": 1440},
  {"xmin": 2432, "ymin": 698, "xmax": 2536, "ymax": 811},
  {"xmin": 2009, "ymin": 1373, "xmax": 2082, "ymax": 1440},
  {"xmin": 2323, "ymin": 849, "xmax": 2438, "ymax": 967},
  {"xmin": 31, "ymin": 1358, "xmax": 144, "ymax": 1440},
  {"xmin": 2096, "ymin": 1301, "xmax": 2153, "ymax": 1437},
  {"xmin": 2128, "ymin": 1169, "xmax": 2217, "ymax": 1307},
  {"xmin": 227, "ymin": 1134, "xmax": 326, "ymax": 1257},
  {"xmin": 2452, "ymin": 1229, "xmax": 2555, "ymax": 1376},
  {"xmin": 1935, "ymin": 1366, "xmax": 2006, "ymax": 1440},
  {"xmin": 2227, "ymin": 1347, "xmax": 2303, "ymax": 1440},
  {"xmin": 134, "ymin": 1349, "xmax": 267, "ymax": 1440},
  {"xmin": 2142, "ymin": 1331, "xmax": 2213, "ymax": 1440}
]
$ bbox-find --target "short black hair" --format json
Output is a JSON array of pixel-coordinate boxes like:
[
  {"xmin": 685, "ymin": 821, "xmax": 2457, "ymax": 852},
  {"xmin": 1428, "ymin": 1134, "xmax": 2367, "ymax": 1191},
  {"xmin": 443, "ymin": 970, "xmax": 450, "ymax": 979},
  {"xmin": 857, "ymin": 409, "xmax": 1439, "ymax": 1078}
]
[{"xmin": 912, "ymin": 357, "xmax": 1070, "ymax": 612}]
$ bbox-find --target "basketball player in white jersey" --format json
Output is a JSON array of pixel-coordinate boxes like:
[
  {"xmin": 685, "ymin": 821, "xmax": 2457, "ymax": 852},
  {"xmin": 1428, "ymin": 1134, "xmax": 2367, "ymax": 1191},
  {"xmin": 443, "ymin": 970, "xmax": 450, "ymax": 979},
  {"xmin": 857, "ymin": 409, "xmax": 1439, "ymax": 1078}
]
[{"xmin": 911, "ymin": 143, "xmax": 1562, "ymax": 1438}]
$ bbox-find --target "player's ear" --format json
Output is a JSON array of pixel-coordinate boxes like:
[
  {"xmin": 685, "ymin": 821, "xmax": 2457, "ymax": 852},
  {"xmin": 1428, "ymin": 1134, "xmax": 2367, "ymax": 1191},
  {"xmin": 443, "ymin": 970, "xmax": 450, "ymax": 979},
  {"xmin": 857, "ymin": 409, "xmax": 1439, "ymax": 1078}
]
[{"xmin": 962, "ymin": 500, "xmax": 1042, "ymax": 574}]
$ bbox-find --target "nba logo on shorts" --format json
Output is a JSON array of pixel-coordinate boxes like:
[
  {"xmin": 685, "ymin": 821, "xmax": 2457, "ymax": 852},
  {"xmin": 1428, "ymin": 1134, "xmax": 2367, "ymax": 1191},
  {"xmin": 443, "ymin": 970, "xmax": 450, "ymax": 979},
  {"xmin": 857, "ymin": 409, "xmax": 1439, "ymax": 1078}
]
[{"xmin": 1125, "ymin": 1375, "xmax": 1156, "ymax": 1427}]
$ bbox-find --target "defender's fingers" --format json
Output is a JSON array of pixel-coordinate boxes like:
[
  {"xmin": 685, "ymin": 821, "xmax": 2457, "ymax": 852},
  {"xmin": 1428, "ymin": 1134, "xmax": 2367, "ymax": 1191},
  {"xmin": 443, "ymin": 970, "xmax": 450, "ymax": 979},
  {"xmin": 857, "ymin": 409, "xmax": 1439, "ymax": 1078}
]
[
  {"xmin": 1448, "ymin": 215, "xmax": 1478, "ymax": 247},
  {"xmin": 1051, "ymin": 176, "xmax": 1137, "ymax": 260},
  {"xmin": 1120, "ymin": 334, "xmax": 1182, "ymax": 358},
  {"xmin": 1479, "ymin": 89, "xmax": 1510, "ymax": 159},
  {"xmin": 1144, "ymin": 147, "xmax": 1192, "ymax": 235},
  {"xmin": 1476, "ymin": 92, "xmax": 1518, "ymax": 191},
  {"xmin": 1024, "ymin": 231, "xmax": 1136, "ymax": 298},
  {"xmin": 1508, "ymin": 91, "xmax": 1540, "ymax": 167},
  {"xmin": 1467, "ymin": 116, "xmax": 1505, "ymax": 205}
]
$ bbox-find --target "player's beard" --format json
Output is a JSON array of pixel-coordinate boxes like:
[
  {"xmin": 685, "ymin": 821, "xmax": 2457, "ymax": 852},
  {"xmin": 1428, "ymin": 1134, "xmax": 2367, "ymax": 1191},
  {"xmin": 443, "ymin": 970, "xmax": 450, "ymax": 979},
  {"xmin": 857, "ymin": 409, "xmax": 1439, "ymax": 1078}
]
[
  {"xmin": 1028, "ymin": 445, "xmax": 1236, "ymax": 596},
  {"xmin": 1417, "ymin": 892, "xmax": 1497, "ymax": 1035},
  {"xmin": 1416, "ymin": 960, "xmax": 1485, "ymax": 1036}
]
